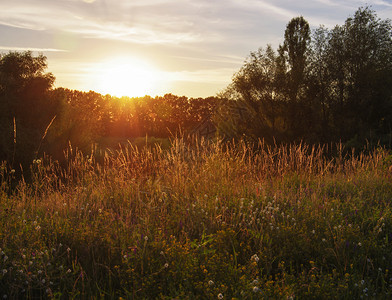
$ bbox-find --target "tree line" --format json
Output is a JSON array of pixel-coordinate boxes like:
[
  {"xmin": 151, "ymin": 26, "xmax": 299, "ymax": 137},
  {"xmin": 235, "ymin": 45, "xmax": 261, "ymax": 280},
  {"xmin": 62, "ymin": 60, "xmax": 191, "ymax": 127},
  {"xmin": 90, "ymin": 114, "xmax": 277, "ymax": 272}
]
[
  {"xmin": 0, "ymin": 52, "xmax": 218, "ymax": 171},
  {"xmin": 1, "ymin": 7, "xmax": 391, "ymax": 174},
  {"xmin": 216, "ymin": 7, "xmax": 392, "ymax": 147}
]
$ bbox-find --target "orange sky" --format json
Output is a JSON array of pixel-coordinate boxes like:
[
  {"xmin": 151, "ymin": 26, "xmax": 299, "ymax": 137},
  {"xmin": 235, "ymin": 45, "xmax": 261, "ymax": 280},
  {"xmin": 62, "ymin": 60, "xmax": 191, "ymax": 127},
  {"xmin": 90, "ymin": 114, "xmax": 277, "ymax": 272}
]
[{"xmin": 1, "ymin": 0, "xmax": 391, "ymax": 97}]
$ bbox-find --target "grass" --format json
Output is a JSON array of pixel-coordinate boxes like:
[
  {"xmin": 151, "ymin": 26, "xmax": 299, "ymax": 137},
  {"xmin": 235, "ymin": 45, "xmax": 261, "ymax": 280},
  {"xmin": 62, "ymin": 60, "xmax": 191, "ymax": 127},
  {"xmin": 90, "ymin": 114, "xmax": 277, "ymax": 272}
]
[{"xmin": 1, "ymin": 138, "xmax": 392, "ymax": 299}]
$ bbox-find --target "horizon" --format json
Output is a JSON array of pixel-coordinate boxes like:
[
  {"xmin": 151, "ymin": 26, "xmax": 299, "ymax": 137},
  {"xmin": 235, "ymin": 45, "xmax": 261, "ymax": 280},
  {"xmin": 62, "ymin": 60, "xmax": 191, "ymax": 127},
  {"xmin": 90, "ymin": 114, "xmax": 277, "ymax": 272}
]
[{"xmin": 1, "ymin": 0, "xmax": 391, "ymax": 98}]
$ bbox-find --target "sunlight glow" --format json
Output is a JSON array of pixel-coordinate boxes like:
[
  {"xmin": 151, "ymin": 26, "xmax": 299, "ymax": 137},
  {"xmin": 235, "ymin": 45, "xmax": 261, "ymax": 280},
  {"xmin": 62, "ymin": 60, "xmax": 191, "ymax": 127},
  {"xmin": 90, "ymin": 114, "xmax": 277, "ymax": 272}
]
[{"xmin": 90, "ymin": 57, "xmax": 163, "ymax": 97}]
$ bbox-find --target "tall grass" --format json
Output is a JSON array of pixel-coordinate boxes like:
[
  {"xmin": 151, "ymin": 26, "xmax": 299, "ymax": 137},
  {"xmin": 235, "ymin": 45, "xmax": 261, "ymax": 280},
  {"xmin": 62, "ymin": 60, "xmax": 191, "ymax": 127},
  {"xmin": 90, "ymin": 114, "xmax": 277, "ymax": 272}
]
[{"xmin": 1, "ymin": 138, "xmax": 392, "ymax": 298}]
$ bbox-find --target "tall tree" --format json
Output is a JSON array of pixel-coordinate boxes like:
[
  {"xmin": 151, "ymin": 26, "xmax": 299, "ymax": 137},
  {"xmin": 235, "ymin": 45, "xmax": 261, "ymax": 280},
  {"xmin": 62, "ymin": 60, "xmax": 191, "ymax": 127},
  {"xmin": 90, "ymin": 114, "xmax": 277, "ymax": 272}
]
[{"xmin": 278, "ymin": 16, "xmax": 311, "ymax": 139}]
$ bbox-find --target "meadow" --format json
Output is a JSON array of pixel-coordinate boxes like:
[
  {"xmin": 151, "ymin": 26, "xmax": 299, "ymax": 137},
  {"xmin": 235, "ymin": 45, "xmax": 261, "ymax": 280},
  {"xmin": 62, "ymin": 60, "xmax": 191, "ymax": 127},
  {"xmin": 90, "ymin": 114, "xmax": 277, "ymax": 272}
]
[{"xmin": 1, "ymin": 138, "xmax": 392, "ymax": 299}]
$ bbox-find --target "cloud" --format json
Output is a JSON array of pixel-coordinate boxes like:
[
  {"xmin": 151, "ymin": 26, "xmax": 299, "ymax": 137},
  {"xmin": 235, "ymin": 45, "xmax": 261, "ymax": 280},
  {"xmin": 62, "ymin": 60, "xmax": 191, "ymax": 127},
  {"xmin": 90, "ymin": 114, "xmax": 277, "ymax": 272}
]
[
  {"xmin": 0, "ymin": 0, "xmax": 206, "ymax": 45},
  {"xmin": 0, "ymin": 46, "xmax": 66, "ymax": 52}
]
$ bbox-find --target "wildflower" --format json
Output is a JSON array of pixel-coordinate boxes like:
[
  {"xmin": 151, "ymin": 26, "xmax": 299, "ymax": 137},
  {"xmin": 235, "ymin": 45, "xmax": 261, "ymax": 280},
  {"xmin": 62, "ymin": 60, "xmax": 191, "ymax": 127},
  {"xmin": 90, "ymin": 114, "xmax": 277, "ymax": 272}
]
[
  {"xmin": 67, "ymin": 247, "xmax": 71, "ymax": 253},
  {"xmin": 33, "ymin": 221, "xmax": 37, "ymax": 226},
  {"xmin": 311, "ymin": 230, "xmax": 315, "ymax": 234},
  {"xmin": 98, "ymin": 209, "xmax": 102, "ymax": 213},
  {"xmin": 10, "ymin": 169, "xmax": 15, "ymax": 174},
  {"xmin": 361, "ymin": 280, "xmax": 365, "ymax": 285},
  {"xmin": 35, "ymin": 225, "xmax": 41, "ymax": 230},
  {"xmin": 251, "ymin": 254, "xmax": 259, "ymax": 262},
  {"xmin": 218, "ymin": 293, "xmax": 223, "ymax": 299},
  {"xmin": 29, "ymin": 261, "xmax": 33, "ymax": 266},
  {"xmin": 66, "ymin": 269, "xmax": 72, "ymax": 273},
  {"xmin": 160, "ymin": 251, "xmax": 164, "ymax": 255},
  {"xmin": 144, "ymin": 236, "xmax": 148, "ymax": 241},
  {"xmin": 358, "ymin": 242, "xmax": 362, "ymax": 247},
  {"xmin": 208, "ymin": 280, "xmax": 214, "ymax": 286},
  {"xmin": 252, "ymin": 279, "xmax": 259, "ymax": 285},
  {"xmin": 164, "ymin": 263, "xmax": 169, "ymax": 268},
  {"xmin": 2, "ymin": 269, "xmax": 7, "ymax": 275},
  {"xmin": 253, "ymin": 286, "xmax": 260, "ymax": 293},
  {"xmin": 322, "ymin": 238, "xmax": 326, "ymax": 242}
]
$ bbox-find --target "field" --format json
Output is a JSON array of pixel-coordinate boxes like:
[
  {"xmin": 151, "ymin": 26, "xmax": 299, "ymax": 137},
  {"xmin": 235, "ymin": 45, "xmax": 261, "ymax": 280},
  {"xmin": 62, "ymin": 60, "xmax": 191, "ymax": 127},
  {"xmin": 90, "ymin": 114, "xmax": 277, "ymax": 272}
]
[{"xmin": 1, "ymin": 138, "xmax": 392, "ymax": 299}]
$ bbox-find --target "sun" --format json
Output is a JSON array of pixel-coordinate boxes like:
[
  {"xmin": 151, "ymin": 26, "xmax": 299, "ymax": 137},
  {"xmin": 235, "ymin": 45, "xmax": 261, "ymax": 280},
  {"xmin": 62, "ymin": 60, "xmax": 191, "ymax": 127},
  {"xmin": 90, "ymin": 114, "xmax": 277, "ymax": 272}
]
[{"xmin": 91, "ymin": 57, "xmax": 161, "ymax": 97}]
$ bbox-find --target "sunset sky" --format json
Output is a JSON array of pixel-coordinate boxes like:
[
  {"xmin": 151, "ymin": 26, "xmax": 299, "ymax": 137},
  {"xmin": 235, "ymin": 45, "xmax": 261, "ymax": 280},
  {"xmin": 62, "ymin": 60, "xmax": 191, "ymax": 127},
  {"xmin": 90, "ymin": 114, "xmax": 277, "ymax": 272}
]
[{"xmin": 1, "ymin": 0, "xmax": 391, "ymax": 98}]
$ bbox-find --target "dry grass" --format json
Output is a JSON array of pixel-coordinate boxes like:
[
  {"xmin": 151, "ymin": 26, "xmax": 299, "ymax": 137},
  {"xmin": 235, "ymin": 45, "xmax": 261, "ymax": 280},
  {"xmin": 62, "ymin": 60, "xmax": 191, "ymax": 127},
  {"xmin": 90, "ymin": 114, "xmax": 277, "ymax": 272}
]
[{"xmin": 1, "ymin": 138, "xmax": 392, "ymax": 298}]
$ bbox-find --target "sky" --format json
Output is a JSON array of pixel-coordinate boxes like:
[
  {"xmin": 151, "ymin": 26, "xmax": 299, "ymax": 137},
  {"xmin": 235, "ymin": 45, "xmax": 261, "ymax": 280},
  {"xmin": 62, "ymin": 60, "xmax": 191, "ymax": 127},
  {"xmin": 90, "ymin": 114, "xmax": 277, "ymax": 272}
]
[{"xmin": 0, "ymin": 0, "xmax": 391, "ymax": 98}]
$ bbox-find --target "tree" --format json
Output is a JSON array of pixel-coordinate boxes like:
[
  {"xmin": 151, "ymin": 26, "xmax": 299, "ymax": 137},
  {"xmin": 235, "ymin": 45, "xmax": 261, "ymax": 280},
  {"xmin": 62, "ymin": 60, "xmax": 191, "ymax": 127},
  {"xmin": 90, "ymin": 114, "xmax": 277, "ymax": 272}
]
[
  {"xmin": 278, "ymin": 16, "xmax": 311, "ymax": 139},
  {"xmin": 217, "ymin": 45, "xmax": 287, "ymax": 142},
  {"xmin": 325, "ymin": 7, "xmax": 392, "ymax": 144},
  {"xmin": 0, "ymin": 51, "xmax": 56, "ymax": 168},
  {"xmin": 306, "ymin": 26, "xmax": 332, "ymax": 141},
  {"xmin": 281, "ymin": 16, "xmax": 311, "ymax": 102}
]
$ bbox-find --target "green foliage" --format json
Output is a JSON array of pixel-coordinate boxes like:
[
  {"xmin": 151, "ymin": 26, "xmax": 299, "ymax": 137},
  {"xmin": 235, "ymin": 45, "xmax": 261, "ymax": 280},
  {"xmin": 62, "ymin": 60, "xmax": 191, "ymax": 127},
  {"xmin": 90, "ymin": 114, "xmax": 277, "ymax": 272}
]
[
  {"xmin": 1, "ymin": 139, "xmax": 392, "ymax": 298},
  {"xmin": 219, "ymin": 7, "xmax": 392, "ymax": 146}
]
